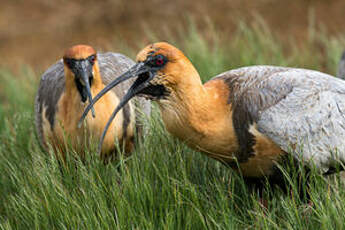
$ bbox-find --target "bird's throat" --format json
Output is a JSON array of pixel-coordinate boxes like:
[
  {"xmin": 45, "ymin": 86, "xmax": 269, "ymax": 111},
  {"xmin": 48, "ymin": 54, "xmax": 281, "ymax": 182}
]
[{"xmin": 158, "ymin": 78, "xmax": 237, "ymax": 157}]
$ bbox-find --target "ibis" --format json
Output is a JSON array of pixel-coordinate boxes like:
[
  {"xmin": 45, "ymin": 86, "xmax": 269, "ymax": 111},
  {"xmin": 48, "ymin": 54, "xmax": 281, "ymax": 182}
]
[
  {"xmin": 80, "ymin": 42, "xmax": 345, "ymax": 182},
  {"xmin": 35, "ymin": 45, "xmax": 150, "ymax": 161}
]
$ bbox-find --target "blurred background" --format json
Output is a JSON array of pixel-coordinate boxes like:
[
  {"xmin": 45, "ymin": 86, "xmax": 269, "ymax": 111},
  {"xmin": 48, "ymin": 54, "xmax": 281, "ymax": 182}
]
[
  {"xmin": 1, "ymin": 0, "xmax": 345, "ymax": 72},
  {"xmin": 2, "ymin": 2, "xmax": 345, "ymax": 228}
]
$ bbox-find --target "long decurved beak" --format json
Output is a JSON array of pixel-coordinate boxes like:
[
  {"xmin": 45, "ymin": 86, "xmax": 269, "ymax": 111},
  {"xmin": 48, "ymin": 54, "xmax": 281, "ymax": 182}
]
[
  {"xmin": 96, "ymin": 72, "xmax": 153, "ymax": 152},
  {"xmin": 78, "ymin": 62, "xmax": 152, "ymax": 128},
  {"xmin": 78, "ymin": 62, "xmax": 154, "ymax": 152},
  {"xmin": 80, "ymin": 71, "xmax": 96, "ymax": 118}
]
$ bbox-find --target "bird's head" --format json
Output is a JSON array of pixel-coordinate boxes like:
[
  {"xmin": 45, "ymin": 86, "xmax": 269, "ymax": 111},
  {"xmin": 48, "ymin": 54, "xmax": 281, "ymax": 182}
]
[
  {"xmin": 63, "ymin": 45, "xmax": 97, "ymax": 117},
  {"xmin": 133, "ymin": 42, "xmax": 196, "ymax": 100},
  {"xmin": 78, "ymin": 42, "xmax": 200, "ymax": 129}
]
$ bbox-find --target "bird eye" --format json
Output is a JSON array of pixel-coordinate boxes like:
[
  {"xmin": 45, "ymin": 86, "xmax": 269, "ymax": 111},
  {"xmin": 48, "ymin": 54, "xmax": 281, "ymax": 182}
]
[
  {"xmin": 156, "ymin": 57, "xmax": 164, "ymax": 66},
  {"xmin": 150, "ymin": 54, "xmax": 166, "ymax": 67},
  {"xmin": 89, "ymin": 55, "xmax": 96, "ymax": 65},
  {"xmin": 64, "ymin": 58, "xmax": 73, "ymax": 68}
]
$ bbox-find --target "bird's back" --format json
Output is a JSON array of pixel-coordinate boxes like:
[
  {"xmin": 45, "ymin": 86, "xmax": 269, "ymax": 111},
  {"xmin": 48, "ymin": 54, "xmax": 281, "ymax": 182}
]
[{"xmin": 211, "ymin": 65, "xmax": 345, "ymax": 172}]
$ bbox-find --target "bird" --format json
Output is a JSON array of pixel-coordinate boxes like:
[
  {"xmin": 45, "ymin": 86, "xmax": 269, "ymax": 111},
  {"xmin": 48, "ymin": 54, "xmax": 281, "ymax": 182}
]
[
  {"xmin": 80, "ymin": 42, "xmax": 345, "ymax": 183},
  {"xmin": 337, "ymin": 51, "xmax": 345, "ymax": 80},
  {"xmin": 35, "ymin": 45, "xmax": 150, "ymax": 162}
]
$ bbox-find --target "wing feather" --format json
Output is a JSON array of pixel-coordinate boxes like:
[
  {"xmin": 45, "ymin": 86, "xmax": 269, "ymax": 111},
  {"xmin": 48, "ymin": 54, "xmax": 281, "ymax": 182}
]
[{"xmin": 213, "ymin": 65, "xmax": 345, "ymax": 171}]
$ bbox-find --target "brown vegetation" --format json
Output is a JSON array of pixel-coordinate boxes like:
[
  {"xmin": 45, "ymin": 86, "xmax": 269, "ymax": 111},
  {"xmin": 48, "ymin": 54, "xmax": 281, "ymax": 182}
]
[{"xmin": 1, "ymin": 0, "xmax": 345, "ymax": 71}]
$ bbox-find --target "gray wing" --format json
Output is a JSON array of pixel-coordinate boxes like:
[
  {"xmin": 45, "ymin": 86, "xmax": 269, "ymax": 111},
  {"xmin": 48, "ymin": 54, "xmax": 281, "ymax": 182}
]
[
  {"xmin": 98, "ymin": 52, "xmax": 135, "ymax": 98},
  {"xmin": 34, "ymin": 59, "xmax": 65, "ymax": 148},
  {"xmin": 337, "ymin": 51, "xmax": 345, "ymax": 80},
  {"xmin": 214, "ymin": 65, "xmax": 345, "ymax": 171}
]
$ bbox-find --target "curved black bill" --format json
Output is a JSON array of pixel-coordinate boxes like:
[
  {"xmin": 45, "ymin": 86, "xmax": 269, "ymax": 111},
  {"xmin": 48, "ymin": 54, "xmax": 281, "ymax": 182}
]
[
  {"xmin": 81, "ymin": 72, "xmax": 96, "ymax": 118},
  {"xmin": 78, "ymin": 62, "xmax": 151, "ymax": 128},
  {"xmin": 96, "ymin": 73, "xmax": 153, "ymax": 153}
]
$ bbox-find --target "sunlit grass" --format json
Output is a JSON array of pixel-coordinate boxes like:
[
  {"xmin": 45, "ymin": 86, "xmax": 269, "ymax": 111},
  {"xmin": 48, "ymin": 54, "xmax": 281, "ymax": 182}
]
[{"xmin": 1, "ymin": 20, "xmax": 345, "ymax": 229}]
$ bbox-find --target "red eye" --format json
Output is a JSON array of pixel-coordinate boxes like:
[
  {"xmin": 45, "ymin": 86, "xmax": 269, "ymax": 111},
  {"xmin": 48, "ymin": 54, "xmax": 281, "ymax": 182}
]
[
  {"xmin": 156, "ymin": 58, "xmax": 164, "ymax": 66},
  {"xmin": 154, "ymin": 54, "xmax": 166, "ymax": 66},
  {"xmin": 147, "ymin": 54, "xmax": 166, "ymax": 67}
]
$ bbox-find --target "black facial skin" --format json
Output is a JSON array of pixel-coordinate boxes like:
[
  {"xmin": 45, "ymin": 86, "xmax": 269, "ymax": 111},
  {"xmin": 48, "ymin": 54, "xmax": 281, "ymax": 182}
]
[
  {"xmin": 65, "ymin": 55, "xmax": 96, "ymax": 117},
  {"xmin": 137, "ymin": 83, "xmax": 167, "ymax": 99},
  {"xmin": 78, "ymin": 53, "xmax": 169, "ymax": 152},
  {"xmin": 135, "ymin": 54, "xmax": 169, "ymax": 99}
]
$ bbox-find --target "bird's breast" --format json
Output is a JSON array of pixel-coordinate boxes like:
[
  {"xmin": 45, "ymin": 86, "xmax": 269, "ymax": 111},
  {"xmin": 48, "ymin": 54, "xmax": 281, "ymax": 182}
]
[
  {"xmin": 50, "ymin": 89, "xmax": 128, "ymax": 155},
  {"xmin": 194, "ymin": 123, "xmax": 286, "ymax": 178}
]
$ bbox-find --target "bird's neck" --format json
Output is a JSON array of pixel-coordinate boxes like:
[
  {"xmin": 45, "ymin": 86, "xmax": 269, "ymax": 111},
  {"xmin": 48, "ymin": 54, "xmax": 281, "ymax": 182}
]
[
  {"xmin": 158, "ymin": 70, "xmax": 233, "ymax": 149},
  {"xmin": 60, "ymin": 68, "xmax": 124, "ymax": 150},
  {"xmin": 63, "ymin": 67, "xmax": 107, "ymax": 122},
  {"xmin": 90, "ymin": 66, "xmax": 105, "ymax": 94},
  {"xmin": 64, "ymin": 66, "xmax": 104, "ymax": 98}
]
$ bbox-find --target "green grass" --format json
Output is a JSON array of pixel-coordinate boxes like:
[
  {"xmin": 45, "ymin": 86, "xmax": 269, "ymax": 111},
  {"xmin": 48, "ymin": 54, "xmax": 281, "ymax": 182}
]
[{"xmin": 1, "ymin": 21, "xmax": 345, "ymax": 229}]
